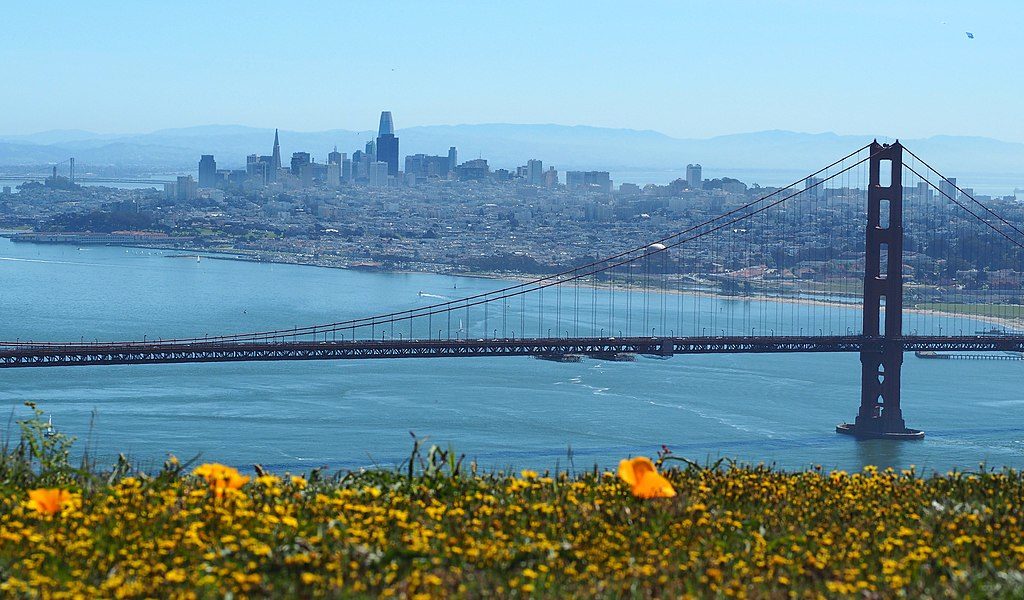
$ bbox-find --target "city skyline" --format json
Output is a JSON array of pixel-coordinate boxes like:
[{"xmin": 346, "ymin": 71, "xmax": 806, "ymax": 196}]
[{"xmin": 1, "ymin": 1, "xmax": 1021, "ymax": 141}]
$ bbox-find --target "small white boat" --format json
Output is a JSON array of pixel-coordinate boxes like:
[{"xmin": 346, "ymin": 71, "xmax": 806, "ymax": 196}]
[
  {"xmin": 196, "ymin": 255, "xmax": 201, "ymax": 263},
  {"xmin": 44, "ymin": 415, "xmax": 57, "ymax": 438}
]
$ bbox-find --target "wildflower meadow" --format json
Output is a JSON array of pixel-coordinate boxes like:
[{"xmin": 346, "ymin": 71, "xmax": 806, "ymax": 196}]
[{"xmin": 3, "ymin": 403, "xmax": 1024, "ymax": 598}]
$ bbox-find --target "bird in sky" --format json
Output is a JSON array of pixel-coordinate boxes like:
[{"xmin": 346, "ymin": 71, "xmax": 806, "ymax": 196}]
[{"xmin": 966, "ymin": 32, "xmax": 974, "ymax": 39}]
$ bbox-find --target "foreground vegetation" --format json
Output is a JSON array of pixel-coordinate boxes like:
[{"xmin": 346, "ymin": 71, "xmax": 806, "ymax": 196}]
[{"xmin": 3, "ymin": 406, "xmax": 1024, "ymax": 598}]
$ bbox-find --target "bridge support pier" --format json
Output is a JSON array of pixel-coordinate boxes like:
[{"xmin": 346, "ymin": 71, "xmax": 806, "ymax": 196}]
[{"xmin": 837, "ymin": 141, "xmax": 923, "ymax": 440}]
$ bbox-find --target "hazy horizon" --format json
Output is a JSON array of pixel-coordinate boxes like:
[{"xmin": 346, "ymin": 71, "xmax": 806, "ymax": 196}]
[{"xmin": 2, "ymin": 1, "xmax": 1021, "ymax": 141}]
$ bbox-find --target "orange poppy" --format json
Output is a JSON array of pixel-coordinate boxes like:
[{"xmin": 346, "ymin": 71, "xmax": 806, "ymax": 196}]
[
  {"xmin": 194, "ymin": 463, "xmax": 250, "ymax": 498},
  {"xmin": 617, "ymin": 457, "xmax": 676, "ymax": 499},
  {"xmin": 28, "ymin": 488, "xmax": 75, "ymax": 516}
]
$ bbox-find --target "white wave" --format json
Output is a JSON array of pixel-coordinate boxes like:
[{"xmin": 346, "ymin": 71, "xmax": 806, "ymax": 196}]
[{"xmin": 647, "ymin": 399, "xmax": 780, "ymax": 438}]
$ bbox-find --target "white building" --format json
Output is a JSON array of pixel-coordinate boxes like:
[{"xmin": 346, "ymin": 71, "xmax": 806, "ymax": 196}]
[
  {"xmin": 368, "ymin": 161, "xmax": 389, "ymax": 187},
  {"xmin": 686, "ymin": 163, "xmax": 702, "ymax": 189}
]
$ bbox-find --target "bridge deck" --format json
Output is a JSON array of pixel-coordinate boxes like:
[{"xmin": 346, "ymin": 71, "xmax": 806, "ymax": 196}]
[{"xmin": 2, "ymin": 335, "xmax": 1022, "ymax": 368}]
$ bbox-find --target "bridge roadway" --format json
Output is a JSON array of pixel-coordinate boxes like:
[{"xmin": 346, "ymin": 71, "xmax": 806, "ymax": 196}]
[
  {"xmin": 1, "ymin": 335, "xmax": 1022, "ymax": 368},
  {"xmin": 0, "ymin": 176, "xmax": 171, "ymax": 185}
]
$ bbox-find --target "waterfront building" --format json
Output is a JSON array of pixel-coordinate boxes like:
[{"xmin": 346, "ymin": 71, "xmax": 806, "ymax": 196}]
[
  {"xmin": 198, "ymin": 155, "xmax": 217, "ymax": 188},
  {"xmin": 686, "ymin": 163, "xmax": 702, "ymax": 189},
  {"xmin": 375, "ymin": 111, "xmax": 400, "ymax": 176}
]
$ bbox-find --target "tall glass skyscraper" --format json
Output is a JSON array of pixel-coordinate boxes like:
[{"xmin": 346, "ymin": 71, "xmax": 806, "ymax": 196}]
[{"xmin": 375, "ymin": 111, "xmax": 399, "ymax": 176}]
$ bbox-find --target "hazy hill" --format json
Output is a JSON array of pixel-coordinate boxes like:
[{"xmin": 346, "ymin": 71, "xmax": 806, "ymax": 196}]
[{"xmin": 0, "ymin": 125, "xmax": 1022, "ymax": 183}]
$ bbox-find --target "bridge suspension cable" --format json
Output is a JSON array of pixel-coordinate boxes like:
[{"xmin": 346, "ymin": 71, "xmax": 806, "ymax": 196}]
[
  {"xmin": 903, "ymin": 147, "xmax": 1024, "ymax": 248},
  {"xmin": 2, "ymin": 144, "xmax": 886, "ymax": 348}
]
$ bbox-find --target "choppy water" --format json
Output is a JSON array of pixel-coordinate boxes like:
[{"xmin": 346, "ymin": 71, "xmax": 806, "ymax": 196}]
[{"xmin": 1, "ymin": 238, "xmax": 1022, "ymax": 474}]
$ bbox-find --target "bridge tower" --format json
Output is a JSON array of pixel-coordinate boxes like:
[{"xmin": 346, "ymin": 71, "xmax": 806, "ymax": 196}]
[{"xmin": 837, "ymin": 141, "xmax": 923, "ymax": 439}]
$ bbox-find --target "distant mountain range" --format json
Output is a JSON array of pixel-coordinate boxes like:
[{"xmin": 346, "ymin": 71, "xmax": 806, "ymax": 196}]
[{"xmin": 1, "ymin": 124, "xmax": 1022, "ymax": 184}]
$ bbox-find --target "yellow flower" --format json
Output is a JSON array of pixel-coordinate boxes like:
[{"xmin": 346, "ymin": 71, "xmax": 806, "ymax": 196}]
[
  {"xmin": 27, "ymin": 488, "xmax": 75, "ymax": 516},
  {"xmin": 193, "ymin": 463, "xmax": 250, "ymax": 498},
  {"xmin": 617, "ymin": 457, "xmax": 676, "ymax": 499}
]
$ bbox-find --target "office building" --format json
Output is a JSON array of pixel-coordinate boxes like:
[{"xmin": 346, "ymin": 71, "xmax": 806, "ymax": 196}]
[
  {"xmin": 290, "ymin": 152, "xmax": 311, "ymax": 177},
  {"xmin": 326, "ymin": 163, "xmax": 341, "ymax": 187},
  {"xmin": 352, "ymin": 150, "xmax": 368, "ymax": 180},
  {"xmin": 198, "ymin": 155, "xmax": 217, "ymax": 188},
  {"xmin": 805, "ymin": 176, "xmax": 824, "ymax": 200},
  {"xmin": 375, "ymin": 111, "xmax": 400, "ymax": 176},
  {"xmin": 543, "ymin": 167, "xmax": 559, "ymax": 188},
  {"xmin": 368, "ymin": 161, "xmax": 390, "ymax": 187},
  {"xmin": 939, "ymin": 177, "xmax": 958, "ymax": 201},
  {"xmin": 405, "ymin": 153, "xmax": 452, "ymax": 179},
  {"xmin": 686, "ymin": 164, "xmax": 702, "ymax": 189},
  {"xmin": 448, "ymin": 147, "xmax": 458, "ymax": 175},
  {"xmin": 170, "ymin": 175, "xmax": 197, "ymax": 201},
  {"xmin": 269, "ymin": 129, "xmax": 281, "ymax": 182},
  {"xmin": 341, "ymin": 158, "xmax": 353, "ymax": 182},
  {"xmin": 328, "ymin": 148, "xmax": 343, "ymax": 165},
  {"xmin": 456, "ymin": 159, "xmax": 490, "ymax": 181},
  {"xmin": 566, "ymin": 171, "xmax": 612, "ymax": 192},
  {"xmin": 246, "ymin": 154, "xmax": 269, "ymax": 185},
  {"xmin": 526, "ymin": 159, "xmax": 543, "ymax": 185},
  {"xmin": 271, "ymin": 130, "xmax": 282, "ymax": 170}
]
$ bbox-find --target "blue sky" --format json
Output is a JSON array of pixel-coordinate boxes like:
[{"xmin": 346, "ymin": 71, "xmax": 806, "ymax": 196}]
[{"xmin": 2, "ymin": 1, "xmax": 1020, "ymax": 140}]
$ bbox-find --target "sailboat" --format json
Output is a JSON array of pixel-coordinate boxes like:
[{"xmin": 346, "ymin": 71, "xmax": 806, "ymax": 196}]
[{"xmin": 44, "ymin": 415, "xmax": 57, "ymax": 438}]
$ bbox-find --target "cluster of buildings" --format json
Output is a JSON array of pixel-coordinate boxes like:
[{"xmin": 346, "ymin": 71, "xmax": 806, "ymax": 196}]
[
  {"xmin": 8, "ymin": 118, "xmax": 1024, "ymax": 305},
  {"xmin": 177, "ymin": 111, "xmax": 630, "ymax": 199}
]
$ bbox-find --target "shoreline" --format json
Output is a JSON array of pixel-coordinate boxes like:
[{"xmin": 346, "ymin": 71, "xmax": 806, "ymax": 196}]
[{"xmin": 4, "ymin": 236, "xmax": 1023, "ymax": 332}]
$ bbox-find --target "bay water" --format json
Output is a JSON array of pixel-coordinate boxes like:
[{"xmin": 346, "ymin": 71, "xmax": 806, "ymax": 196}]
[{"xmin": 1, "ymin": 237, "xmax": 1022, "ymax": 474}]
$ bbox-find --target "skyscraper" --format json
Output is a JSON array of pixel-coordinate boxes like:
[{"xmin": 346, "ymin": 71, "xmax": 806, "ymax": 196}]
[
  {"xmin": 526, "ymin": 159, "xmax": 543, "ymax": 185},
  {"xmin": 804, "ymin": 175, "xmax": 824, "ymax": 200},
  {"xmin": 368, "ymin": 161, "xmax": 390, "ymax": 187},
  {"xmin": 198, "ymin": 155, "xmax": 217, "ymax": 188},
  {"xmin": 328, "ymin": 147, "xmax": 342, "ymax": 165},
  {"xmin": 272, "ymin": 129, "xmax": 282, "ymax": 172},
  {"xmin": 448, "ymin": 147, "xmax": 458, "ymax": 174},
  {"xmin": 686, "ymin": 164, "xmax": 702, "ymax": 190},
  {"xmin": 290, "ymin": 152, "xmax": 310, "ymax": 176},
  {"xmin": 939, "ymin": 177, "xmax": 958, "ymax": 201},
  {"xmin": 375, "ymin": 111, "xmax": 400, "ymax": 176}
]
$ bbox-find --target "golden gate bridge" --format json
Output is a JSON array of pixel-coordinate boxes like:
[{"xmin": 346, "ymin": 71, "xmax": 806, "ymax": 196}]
[{"xmin": 4, "ymin": 142, "xmax": 1024, "ymax": 440}]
